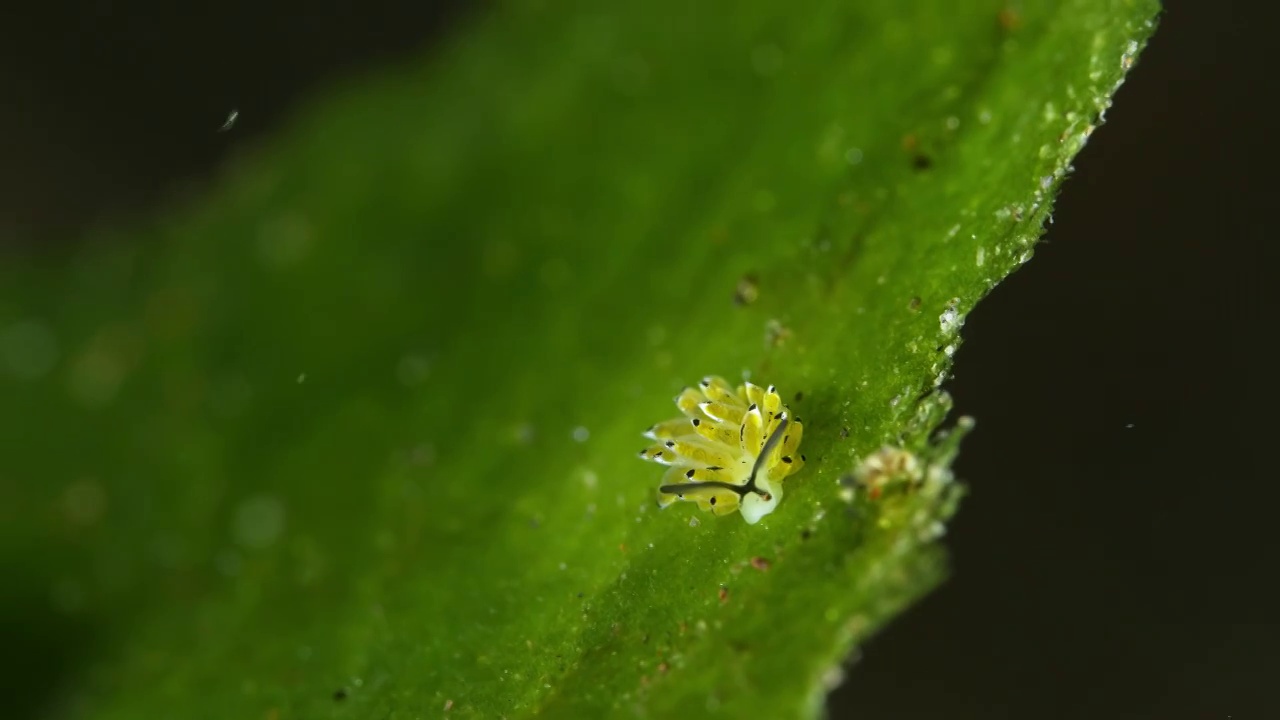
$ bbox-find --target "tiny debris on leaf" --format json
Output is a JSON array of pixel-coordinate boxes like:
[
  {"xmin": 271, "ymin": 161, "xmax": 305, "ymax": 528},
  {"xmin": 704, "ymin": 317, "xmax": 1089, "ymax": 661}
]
[{"xmin": 733, "ymin": 273, "xmax": 760, "ymax": 306}]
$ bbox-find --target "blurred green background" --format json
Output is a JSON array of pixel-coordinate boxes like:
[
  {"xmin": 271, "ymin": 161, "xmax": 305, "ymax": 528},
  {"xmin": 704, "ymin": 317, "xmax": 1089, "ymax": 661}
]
[{"xmin": 2, "ymin": 0, "xmax": 1271, "ymax": 718}]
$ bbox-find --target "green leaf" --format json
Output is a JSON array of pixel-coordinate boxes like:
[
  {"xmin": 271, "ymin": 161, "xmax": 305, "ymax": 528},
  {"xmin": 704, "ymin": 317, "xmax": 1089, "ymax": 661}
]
[{"xmin": 2, "ymin": 0, "xmax": 1157, "ymax": 717}]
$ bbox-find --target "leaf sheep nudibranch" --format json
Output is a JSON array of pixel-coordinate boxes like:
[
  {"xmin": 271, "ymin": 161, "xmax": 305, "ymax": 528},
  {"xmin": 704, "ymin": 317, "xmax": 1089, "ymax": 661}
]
[{"xmin": 638, "ymin": 376, "xmax": 805, "ymax": 524}]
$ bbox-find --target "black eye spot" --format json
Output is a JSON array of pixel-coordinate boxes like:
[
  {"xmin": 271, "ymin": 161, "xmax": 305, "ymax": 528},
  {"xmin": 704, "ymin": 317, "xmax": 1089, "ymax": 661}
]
[
  {"xmin": 762, "ymin": 493, "xmax": 772, "ymax": 501},
  {"xmin": 685, "ymin": 469, "xmax": 696, "ymax": 478},
  {"xmin": 748, "ymin": 403, "xmax": 758, "ymax": 411},
  {"xmin": 665, "ymin": 441, "xmax": 675, "ymax": 448},
  {"xmin": 782, "ymin": 456, "xmax": 793, "ymax": 464},
  {"xmin": 708, "ymin": 466, "xmax": 723, "ymax": 471},
  {"xmin": 692, "ymin": 418, "xmax": 701, "ymax": 426},
  {"xmin": 801, "ymin": 454, "xmax": 807, "ymax": 461},
  {"xmin": 709, "ymin": 496, "xmax": 717, "ymax": 506}
]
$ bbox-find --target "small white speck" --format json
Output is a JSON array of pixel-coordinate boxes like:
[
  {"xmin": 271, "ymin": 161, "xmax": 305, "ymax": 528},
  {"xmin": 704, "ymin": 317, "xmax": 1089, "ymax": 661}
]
[
  {"xmin": 976, "ymin": 246, "xmax": 986, "ymax": 267},
  {"xmin": 844, "ymin": 147, "xmax": 864, "ymax": 165},
  {"xmin": 219, "ymin": 109, "xmax": 239, "ymax": 132},
  {"xmin": 688, "ymin": 516, "xmax": 700, "ymax": 527},
  {"xmin": 296, "ymin": 373, "xmax": 306, "ymax": 384},
  {"xmin": 581, "ymin": 470, "xmax": 598, "ymax": 489},
  {"xmin": 1125, "ymin": 423, "xmax": 1135, "ymax": 429},
  {"xmin": 945, "ymin": 116, "xmax": 959, "ymax": 130},
  {"xmin": 572, "ymin": 426, "xmax": 590, "ymax": 443},
  {"xmin": 939, "ymin": 300, "xmax": 963, "ymax": 334},
  {"xmin": 558, "ymin": 562, "xmax": 567, "ymax": 570}
]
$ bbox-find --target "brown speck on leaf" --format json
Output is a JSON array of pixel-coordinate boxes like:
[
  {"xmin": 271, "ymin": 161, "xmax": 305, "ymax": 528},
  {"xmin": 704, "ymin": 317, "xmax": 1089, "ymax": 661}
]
[
  {"xmin": 658, "ymin": 661, "xmax": 670, "ymax": 674},
  {"xmin": 908, "ymin": 296, "xmax": 922, "ymax": 311},
  {"xmin": 718, "ymin": 586, "xmax": 730, "ymax": 604},
  {"xmin": 901, "ymin": 133, "xmax": 932, "ymax": 170},
  {"xmin": 839, "ymin": 426, "xmax": 850, "ymax": 439},
  {"xmin": 750, "ymin": 556, "xmax": 771, "ymax": 571},
  {"xmin": 679, "ymin": 621, "xmax": 688, "ymax": 635},
  {"xmin": 794, "ymin": 391, "xmax": 805, "ymax": 402},
  {"xmin": 444, "ymin": 699, "xmax": 454, "ymax": 712},
  {"xmin": 333, "ymin": 688, "xmax": 348, "ymax": 702},
  {"xmin": 640, "ymin": 675, "xmax": 651, "ymax": 687},
  {"xmin": 734, "ymin": 273, "xmax": 760, "ymax": 306},
  {"xmin": 998, "ymin": 6, "xmax": 1022, "ymax": 32}
]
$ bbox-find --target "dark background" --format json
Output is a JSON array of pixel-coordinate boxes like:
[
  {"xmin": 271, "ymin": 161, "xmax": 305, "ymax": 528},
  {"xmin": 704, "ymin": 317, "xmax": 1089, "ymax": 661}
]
[{"xmin": 1, "ymin": 1, "xmax": 1270, "ymax": 718}]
